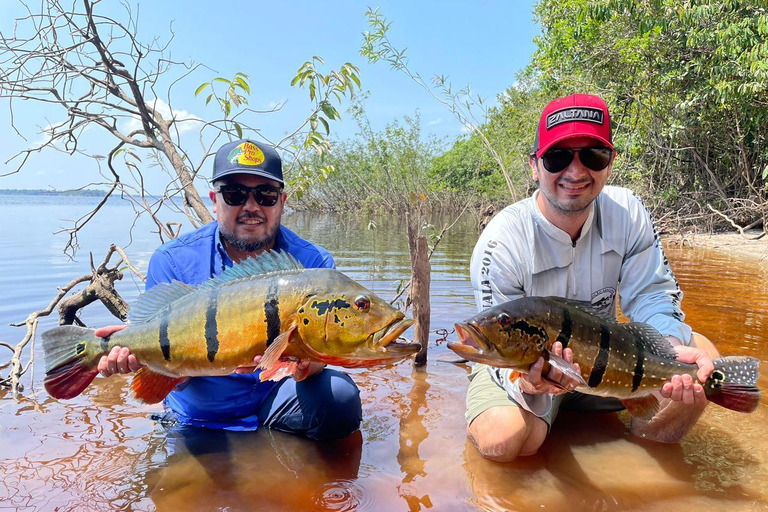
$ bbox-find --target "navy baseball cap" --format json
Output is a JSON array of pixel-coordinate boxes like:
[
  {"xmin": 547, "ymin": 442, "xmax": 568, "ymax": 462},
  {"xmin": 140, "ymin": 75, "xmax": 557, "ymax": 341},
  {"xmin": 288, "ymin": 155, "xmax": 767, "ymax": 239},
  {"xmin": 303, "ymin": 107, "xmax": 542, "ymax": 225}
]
[{"xmin": 211, "ymin": 139, "xmax": 284, "ymax": 185}]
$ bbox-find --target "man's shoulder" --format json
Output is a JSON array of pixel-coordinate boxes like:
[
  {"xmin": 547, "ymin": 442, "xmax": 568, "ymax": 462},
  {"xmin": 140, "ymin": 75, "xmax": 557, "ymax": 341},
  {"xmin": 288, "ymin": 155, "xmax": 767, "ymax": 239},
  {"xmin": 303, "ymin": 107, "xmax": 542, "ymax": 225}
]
[
  {"xmin": 278, "ymin": 225, "xmax": 334, "ymax": 268},
  {"xmin": 599, "ymin": 186, "xmax": 644, "ymax": 210},
  {"xmin": 155, "ymin": 222, "xmax": 217, "ymax": 256},
  {"xmin": 486, "ymin": 196, "xmax": 538, "ymax": 232}
]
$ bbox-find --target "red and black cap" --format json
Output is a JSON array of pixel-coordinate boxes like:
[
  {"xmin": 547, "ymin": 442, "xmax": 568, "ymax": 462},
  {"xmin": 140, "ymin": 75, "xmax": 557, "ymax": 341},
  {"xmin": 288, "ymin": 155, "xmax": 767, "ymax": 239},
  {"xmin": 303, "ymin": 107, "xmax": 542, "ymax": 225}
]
[{"xmin": 532, "ymin": 94, "xmax": 613, "ymax": 158}]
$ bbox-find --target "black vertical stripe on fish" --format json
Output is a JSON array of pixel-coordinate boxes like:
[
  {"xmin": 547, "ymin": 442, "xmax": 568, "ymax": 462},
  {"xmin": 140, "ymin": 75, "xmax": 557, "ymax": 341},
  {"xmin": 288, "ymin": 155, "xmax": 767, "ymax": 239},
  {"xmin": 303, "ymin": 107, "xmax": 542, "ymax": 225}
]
[
  {"xmin": 631, "ymin": 335, "xmax": 645, "ymax": 392},
  {"xmin": 205, "ymin": 288, "xmax": 221, "ymax": 363},
  {"xmin": 555, "ymin": 308, "xmax": 572, "ymax": 349},
  {"xmin": 587, "ymin": 325, "xmax": 611, "ymax": 388},
  {"xmin": 159, "ymin": 306, "xmax": 172, "ymax": 362},
  {"xmin": 265, "ymin": 279, "xmax": 280, "ymax": 346}
]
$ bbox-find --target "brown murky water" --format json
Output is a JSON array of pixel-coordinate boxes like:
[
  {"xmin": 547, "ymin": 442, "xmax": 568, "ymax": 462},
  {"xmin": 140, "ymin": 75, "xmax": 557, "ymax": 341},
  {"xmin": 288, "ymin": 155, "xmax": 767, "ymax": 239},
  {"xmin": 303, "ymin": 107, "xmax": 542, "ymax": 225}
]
[{"xmin": 1, "ymin": 210, "xmax": 767, "ymax": 512}]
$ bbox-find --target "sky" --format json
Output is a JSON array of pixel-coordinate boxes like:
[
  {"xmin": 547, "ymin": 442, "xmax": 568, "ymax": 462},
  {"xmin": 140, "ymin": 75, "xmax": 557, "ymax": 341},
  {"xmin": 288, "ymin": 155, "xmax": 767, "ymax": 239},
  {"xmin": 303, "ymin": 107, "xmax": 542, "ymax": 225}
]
[{"xmin": 0, "ymin": 1, "xmax": 539, "ymax": 194}]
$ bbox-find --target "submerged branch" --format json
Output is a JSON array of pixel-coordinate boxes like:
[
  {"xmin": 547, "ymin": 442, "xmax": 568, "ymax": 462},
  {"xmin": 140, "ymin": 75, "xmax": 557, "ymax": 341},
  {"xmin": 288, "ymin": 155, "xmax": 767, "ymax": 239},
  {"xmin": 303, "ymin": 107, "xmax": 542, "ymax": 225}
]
[{"xmin": 0, "ymin": 245, "xmax": 144, "ymax": 397}]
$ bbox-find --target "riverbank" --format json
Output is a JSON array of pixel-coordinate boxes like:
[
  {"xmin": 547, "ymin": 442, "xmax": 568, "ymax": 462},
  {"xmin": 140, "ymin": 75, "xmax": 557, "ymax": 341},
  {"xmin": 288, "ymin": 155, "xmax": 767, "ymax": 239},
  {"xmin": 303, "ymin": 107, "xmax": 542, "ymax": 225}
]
[{"xmin": 665, "ymin": 229, "xmax": 768, "ymax": 262}]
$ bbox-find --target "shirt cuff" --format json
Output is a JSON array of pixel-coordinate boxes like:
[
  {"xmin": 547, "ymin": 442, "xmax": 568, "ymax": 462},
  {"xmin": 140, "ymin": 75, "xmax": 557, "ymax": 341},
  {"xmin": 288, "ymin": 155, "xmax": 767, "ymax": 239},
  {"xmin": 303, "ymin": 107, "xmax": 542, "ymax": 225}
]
[{"xmin": 647, "ymin": 313, "xmax": 692, "ymax": 345}]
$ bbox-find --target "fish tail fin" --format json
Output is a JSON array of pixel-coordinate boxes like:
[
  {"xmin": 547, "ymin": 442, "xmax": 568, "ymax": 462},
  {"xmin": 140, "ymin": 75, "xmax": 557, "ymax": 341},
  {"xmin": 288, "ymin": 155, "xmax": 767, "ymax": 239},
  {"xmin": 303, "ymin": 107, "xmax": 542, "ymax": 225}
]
[
  {"xmin": 41, "ymin": 325, "xmax": 103, "ymax": 400},
  {"xmin": 704, "ymin": 356, "xmax": 761, "ymax": 413}
]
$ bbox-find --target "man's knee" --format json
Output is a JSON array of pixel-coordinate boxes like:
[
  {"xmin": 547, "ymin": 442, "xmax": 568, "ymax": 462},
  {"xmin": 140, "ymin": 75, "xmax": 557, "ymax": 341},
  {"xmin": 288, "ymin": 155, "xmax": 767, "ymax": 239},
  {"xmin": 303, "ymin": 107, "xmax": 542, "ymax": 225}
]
[
  {"xmin": 306, "ymin": 371, "xmax": 362, "ymax": 440},
  {"xmin": 467, "ymin": 406, "xmax": 547, "ymax": 462}
]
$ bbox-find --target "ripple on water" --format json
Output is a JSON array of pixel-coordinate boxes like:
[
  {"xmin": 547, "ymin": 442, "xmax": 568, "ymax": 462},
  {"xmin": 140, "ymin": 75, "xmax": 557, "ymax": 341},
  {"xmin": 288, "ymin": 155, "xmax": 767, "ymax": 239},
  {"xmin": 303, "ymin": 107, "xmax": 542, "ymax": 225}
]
[{"xmin": 313, "ymin": 479, "xmax": 373, "ymax": 512}]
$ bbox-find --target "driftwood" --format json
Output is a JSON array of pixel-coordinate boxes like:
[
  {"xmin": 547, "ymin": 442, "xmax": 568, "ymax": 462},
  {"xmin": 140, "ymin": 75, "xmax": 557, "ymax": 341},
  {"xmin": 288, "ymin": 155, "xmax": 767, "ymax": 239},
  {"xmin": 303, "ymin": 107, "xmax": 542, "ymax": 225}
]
[
  {"xmin": 0, "ymin": 245, "xmax": 144, "ymax": 396},
  {"xmin": 706, "ymin": 203, "xmax": 766, "ymax": 240}
]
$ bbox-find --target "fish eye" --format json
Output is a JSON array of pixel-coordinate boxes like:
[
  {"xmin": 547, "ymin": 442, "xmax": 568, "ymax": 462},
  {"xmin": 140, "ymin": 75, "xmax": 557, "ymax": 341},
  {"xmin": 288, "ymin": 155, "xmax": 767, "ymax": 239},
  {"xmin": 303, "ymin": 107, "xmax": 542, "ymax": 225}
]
[
  {"xmin": 497, "ymin": 313, "xmax": 511, "ymax": 326},
  {"xmin": 354, "ymin": 296, "xmax": 371, "ymax": 311}
]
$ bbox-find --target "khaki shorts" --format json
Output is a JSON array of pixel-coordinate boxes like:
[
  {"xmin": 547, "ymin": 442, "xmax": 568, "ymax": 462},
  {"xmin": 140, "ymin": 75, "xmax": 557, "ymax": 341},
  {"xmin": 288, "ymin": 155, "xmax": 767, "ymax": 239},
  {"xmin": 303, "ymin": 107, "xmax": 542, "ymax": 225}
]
[{"xmin": 465, "ymin": 364, "xmax": 625, "ymax": 429}]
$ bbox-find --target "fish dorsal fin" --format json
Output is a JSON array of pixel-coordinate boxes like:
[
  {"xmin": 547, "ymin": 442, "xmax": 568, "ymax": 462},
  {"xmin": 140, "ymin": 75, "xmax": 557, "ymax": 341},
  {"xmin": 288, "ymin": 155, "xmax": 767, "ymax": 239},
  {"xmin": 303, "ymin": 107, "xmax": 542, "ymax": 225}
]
[
  {"xmin": 543, "ymin": 296, "xmax": 617, "ymax": 323},
  {"xmin": 199, "ymin": 250, "xmax": 305, "ymax": 291},
  {"xmin": 129, "ymin": 281, "xmax": 197, "ymax": 324},
  {"xmin": 622, "ymin": 323, "xmax": 678, "ymax": 359}
]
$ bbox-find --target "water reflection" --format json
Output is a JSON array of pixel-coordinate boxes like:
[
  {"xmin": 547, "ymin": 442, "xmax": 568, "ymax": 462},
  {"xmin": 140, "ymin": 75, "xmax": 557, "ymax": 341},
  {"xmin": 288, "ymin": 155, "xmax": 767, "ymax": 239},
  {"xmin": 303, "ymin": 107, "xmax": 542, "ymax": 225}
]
[
  {"xmin": 397, "ymin": 367, "xmax": 432, "ymax": 511},
  {"xmin": 141, "ymin": 427, "xmax": 363, "ymax": 512}
]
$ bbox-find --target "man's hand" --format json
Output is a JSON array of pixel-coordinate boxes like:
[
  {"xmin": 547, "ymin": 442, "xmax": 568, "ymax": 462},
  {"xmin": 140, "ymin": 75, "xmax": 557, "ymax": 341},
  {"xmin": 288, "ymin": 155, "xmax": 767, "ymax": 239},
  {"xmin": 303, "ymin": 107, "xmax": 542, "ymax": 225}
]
[
  {"xmin": 659, "ymin": 338, "xmax": 714, "ymax": 405},
  {"xmin": 95, "ymin": 325, "xmax": 143, "ymax": 377},
  {"xmin": 517, "ymin": 341, "xmax": 581, "ymax": 396},
  {"xmin": 235, "ymin": 355, "xmax": 325, "ymax": 382}
]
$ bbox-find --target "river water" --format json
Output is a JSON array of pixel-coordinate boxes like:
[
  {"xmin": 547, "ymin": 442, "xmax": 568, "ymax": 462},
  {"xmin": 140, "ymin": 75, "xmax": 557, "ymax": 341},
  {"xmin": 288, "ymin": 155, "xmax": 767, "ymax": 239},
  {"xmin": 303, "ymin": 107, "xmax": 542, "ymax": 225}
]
[{"xmin": 1, "ymin": 195, "xmax": 766, "ymax": 512}]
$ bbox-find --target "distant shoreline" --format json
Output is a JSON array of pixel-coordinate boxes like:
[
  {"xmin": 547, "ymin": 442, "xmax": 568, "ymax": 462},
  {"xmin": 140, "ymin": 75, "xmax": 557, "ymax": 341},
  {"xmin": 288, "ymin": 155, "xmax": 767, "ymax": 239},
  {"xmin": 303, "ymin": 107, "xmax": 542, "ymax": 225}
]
[{"xmin": 0, "ymin": 188, "xmax": 108, "ymax": 197}]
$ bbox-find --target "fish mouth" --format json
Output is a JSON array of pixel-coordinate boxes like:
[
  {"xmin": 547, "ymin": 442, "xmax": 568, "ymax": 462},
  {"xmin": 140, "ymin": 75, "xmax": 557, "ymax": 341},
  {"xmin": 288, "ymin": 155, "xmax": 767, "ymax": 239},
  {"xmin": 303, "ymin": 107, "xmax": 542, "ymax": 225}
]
[
  {"xmin": 447, "ymin": 322, "xmax": 501, "ymax": 364},
  {"xmin": 374, "ymin": 317, "xmax": 415, "ymax": 350}
]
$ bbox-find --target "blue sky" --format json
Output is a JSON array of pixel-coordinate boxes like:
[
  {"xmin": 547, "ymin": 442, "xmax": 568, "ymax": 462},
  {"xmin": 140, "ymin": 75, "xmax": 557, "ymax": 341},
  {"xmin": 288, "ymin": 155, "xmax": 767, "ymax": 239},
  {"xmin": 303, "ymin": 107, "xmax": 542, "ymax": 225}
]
[{"xmin": 0, "ymin": 1, "xmax": 539, "ymax": 194}]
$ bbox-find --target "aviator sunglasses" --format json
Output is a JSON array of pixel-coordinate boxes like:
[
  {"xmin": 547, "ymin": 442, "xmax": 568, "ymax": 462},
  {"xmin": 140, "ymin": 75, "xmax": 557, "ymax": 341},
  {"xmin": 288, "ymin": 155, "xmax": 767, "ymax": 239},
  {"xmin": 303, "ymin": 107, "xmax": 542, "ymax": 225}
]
[
  {"xmin": 215, "ymin": 183, "xmax": 283, "ymax": 207},
  {"xmin": 539, "ymin": 147, "xmax": 614, "ymax": 173}
]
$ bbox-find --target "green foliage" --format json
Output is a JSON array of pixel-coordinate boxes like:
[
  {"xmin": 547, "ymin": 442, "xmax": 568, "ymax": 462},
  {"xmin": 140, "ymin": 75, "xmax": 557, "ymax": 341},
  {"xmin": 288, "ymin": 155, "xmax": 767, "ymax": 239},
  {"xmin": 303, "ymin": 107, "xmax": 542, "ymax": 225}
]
[
  {"xmin": 195, "ymin": 72, "xmax": 251, "ymax": 138},
  {"xmin": 287, "ymin": 58, "xmax": 361, "ymax": 201},
  {"xmin": 288, "ymin": 101, "xmax": 448, "ymax": 213}
]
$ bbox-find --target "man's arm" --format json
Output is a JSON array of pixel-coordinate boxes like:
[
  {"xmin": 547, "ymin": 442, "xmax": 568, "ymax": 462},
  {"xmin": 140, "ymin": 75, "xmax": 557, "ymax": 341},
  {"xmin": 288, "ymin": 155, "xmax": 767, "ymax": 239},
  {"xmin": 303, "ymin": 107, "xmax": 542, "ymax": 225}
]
[{"xmin": 615, "ymin": 193, "xmax": 716, "ymax": 439}]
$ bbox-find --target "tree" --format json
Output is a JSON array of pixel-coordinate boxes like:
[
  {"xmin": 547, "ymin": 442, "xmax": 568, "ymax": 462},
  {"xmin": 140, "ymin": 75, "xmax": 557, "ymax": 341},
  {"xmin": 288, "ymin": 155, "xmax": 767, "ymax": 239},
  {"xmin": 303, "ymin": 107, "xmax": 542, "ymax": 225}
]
[
  {"xmin": 0, "ymin": 0, "xmax": 361, "ymax": 394},
  {"xmin": 0, "ymin": 0, "xmax": 359, "ymax": 257}
]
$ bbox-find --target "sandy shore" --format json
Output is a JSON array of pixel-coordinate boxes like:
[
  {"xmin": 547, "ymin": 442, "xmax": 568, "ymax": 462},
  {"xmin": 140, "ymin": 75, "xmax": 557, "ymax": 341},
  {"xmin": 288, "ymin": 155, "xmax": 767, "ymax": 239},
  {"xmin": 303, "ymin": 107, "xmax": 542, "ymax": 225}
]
[{"xmin": 664, "ymin": 229, "xmax": 768, "ymax": 262}]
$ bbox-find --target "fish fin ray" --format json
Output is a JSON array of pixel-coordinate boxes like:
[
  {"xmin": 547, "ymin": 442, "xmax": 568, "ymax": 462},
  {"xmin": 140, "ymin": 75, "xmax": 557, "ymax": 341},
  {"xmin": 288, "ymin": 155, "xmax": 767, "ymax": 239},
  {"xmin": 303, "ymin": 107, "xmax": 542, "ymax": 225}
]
[
  {"xmin": 259, "ymin": 360, "xmax": 299, "ymax": 382},
  {"xmin": 543, "ymin": 297, "xmax": 617, "ymax": 323},
  {"xmin": 623, "ymin": 323, "xmax": 678, "ymax": 359},
  {"xmin": 257, "ymin": 325, "xmax": 297, "ymax": 373},
  {"xmin": 129, "ymin": 281, "xmax": 197, "ymax": 324},
  {"xmin": 705, "ymin": 356, "xmax": 761, "ymax": 413},
  {"xmin": 620, "ymin": 395, "xmax": 659, "ymax": 420},
  {"xmin": 198, "ymin": 250, "xmax": 304, "ymax": 291},
  {"xmin": 131, "ymin": 367, "xmax": 184, "ymax": 404},
  {"xmin": 547, "ymin": 352, "xmax": 588, "ymax": 386}
]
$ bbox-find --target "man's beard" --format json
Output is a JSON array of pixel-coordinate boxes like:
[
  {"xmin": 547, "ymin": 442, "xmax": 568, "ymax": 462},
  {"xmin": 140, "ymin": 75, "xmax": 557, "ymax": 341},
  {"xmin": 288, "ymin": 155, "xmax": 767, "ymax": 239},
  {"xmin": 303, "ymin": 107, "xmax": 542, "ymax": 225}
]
[{"xmin": 220, "ymin": 218, "xmax": 279, "ymax": 253}]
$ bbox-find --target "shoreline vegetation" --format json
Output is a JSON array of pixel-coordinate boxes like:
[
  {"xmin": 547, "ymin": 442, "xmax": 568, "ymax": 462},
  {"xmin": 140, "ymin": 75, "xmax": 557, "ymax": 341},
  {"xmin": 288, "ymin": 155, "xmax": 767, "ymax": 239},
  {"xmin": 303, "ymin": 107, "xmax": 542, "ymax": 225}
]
[{"xmin": 0, "ymin": 188, "xmax": 108, "ymax": 196}]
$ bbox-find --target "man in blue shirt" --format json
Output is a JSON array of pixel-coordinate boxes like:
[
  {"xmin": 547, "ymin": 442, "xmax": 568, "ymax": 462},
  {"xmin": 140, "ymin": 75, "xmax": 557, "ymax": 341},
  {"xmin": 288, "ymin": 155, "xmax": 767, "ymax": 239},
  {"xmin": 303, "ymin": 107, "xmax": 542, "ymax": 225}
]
[{"xmin": 96, "ymin": 139, "xmax": 362, "ymax": 440}]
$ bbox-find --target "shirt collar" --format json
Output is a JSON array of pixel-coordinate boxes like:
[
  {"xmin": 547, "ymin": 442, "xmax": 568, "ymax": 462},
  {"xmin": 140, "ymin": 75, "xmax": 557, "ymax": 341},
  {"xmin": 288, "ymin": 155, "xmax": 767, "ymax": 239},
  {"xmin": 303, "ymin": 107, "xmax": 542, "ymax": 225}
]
[{"xmin": 530, "ymin": 190, "xmax": 598, "ymax": 273}]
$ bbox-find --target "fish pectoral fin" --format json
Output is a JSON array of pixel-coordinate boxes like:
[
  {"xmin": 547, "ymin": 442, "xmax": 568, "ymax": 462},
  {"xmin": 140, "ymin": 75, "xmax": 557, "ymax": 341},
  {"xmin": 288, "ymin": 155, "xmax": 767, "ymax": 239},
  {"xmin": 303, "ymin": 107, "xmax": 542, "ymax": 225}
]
[
  {"xmin": 547, "ymin": 353, "xmax": 588, "ymax": 386},
  {"xmin": 131, "ymin": 367, "xmax": 184, "ymax": 404},
  {"xmin": 257, "ymin": 325, "xmax": 297, "ymax": 374},
  {"xmin": 620, "ymin": 395, "xmax": 660, "ymax": 420},
  {"xmin": 259, "ymin": 360, "xmax": 299, "ymax": 382}
]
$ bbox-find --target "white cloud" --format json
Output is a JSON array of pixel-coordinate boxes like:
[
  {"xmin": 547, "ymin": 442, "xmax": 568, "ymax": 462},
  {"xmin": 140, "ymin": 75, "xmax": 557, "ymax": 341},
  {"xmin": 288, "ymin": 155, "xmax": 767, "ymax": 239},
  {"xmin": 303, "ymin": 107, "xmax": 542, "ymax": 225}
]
[
  {"xmin": 461, "ymin": 123, "xmax": 475, "ymax": 134},
  {"xmin": 123, "ymin": 98, "xmax": 202, "ymax": 135},
  {"xmin": 428, "ymin": 118, "xmax": 442, "ymax": 126},
  {"xmin": 267, "ymin": 99, "xmax": 287, "ymax": 110}
]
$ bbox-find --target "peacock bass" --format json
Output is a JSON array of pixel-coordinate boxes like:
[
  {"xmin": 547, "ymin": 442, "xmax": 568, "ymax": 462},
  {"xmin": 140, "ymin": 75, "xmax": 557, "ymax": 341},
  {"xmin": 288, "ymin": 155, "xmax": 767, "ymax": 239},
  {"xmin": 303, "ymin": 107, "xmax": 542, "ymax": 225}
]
[
  {"xmin": 42, "ymin": 251, "xmax": 416, "ymax": 404},
  {"xmin": 448, "ymin": 296, "xmax": 760, "ymax": 418}
]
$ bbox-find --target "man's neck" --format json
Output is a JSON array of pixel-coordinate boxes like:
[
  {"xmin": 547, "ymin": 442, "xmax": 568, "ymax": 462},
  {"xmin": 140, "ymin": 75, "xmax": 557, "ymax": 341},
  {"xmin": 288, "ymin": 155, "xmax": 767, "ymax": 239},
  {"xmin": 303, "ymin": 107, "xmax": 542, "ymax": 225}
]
[{"xmin": 535, "ymin": 192, "xmax": 591, "ymax": 243}]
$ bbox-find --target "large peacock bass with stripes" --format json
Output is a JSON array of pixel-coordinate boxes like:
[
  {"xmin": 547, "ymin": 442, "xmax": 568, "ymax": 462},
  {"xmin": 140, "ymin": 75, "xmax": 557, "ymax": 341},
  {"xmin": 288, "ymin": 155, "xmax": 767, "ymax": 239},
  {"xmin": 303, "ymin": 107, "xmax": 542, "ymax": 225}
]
[
  {"xmin": 42, "ymin": 251, "xmax": 416, "ymax": 404},
  {"xmin": 448, "ymin": 296, "xmax": 760, "ymax": 418}
]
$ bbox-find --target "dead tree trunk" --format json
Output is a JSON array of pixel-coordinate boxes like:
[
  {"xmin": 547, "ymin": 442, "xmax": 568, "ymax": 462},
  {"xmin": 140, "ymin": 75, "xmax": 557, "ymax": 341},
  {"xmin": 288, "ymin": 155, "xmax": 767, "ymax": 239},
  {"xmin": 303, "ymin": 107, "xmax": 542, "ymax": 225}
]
[{"xmin": 406, "ymin": 210, "xmax": 431, "ymax": 367}]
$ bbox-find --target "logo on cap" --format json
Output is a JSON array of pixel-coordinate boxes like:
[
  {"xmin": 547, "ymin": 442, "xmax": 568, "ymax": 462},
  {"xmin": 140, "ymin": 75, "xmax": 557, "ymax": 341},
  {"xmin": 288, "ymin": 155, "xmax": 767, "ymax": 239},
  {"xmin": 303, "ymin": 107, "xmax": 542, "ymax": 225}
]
[
  {"xmin": 546, "ymin": 107, "xmax": 604, "ymax": 130},
  {"xmin": 227, "ymin": 142, "xmax": 265, "ymax": 166}
]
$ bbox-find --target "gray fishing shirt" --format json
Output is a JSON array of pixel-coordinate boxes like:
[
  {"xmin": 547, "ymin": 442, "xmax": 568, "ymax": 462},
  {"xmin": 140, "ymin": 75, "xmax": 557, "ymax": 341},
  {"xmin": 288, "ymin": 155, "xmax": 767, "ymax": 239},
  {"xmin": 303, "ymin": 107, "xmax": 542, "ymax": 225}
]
[{"xmin": 469, "ymin": 185, "xmax": 691, "ymax": 416}]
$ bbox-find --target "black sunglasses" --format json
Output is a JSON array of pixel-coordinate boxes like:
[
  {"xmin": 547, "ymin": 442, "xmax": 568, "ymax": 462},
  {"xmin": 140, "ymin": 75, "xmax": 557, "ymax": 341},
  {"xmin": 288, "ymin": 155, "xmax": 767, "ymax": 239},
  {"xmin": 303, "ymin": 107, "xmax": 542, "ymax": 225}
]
[
  {"xmin": 215, "ymin": 184, "xmax": 283, "ymax": 207},
  {"xmin": 539, "ymin": 147, "xmax": 614, "ymax": 173}
]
